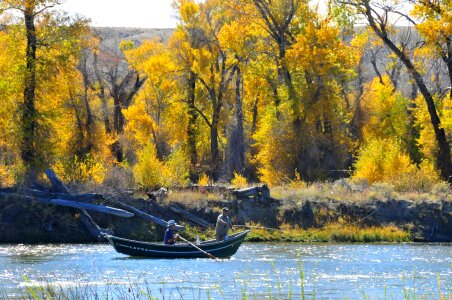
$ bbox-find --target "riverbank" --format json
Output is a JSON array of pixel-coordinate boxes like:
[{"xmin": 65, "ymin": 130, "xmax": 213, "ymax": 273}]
[{"xmin": 0, "ymin": 181, "xmax": 451, "ymax": 243}]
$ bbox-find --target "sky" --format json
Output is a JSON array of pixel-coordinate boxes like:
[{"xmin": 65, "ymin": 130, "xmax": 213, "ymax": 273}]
[{"xmin": 59, "ymin": 0, "xmax": 177, "ymax": 28}]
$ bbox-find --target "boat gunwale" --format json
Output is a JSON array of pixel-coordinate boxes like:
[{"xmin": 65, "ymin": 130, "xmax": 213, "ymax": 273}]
[{"xmin": 105, "ymin": 230, "xmax": 249, "ymax": 248}]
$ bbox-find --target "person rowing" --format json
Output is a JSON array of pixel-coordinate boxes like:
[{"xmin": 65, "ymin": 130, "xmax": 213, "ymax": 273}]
[{"xmin": 164, "ymin": 220, "xmax": 179, "ymax": 245}]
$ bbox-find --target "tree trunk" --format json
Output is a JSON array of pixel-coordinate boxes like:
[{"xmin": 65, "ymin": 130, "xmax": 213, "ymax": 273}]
[
  {"xmin": 444, "ymin": 37, "xmax": 452, "ymax": 100},
  {"xmin": 111, "ymin": 74, "xmax": 145, "ymax": 162},
  {"xmin": 112, "ymin": 96, "xmax": 124, "ymax": 162},
  {"xmin": 229, "ymin": 66, "xmax": 245, "ymax": 174},
  {"xmin": 234, "ymin": 66, "xmax": 245, "ymax": 173},
  {"xmin": 187, "ymin": 71, "xmax": 198, "ymax": 182},
  {"xmin": 210, "ymin": 109, "xmax": 220, "ymax": 181},
  {"xmin": 80, "ymin": 55, "xmax": 94, "ymax": 155},
  {"xmin": 21, "ymin": 9, "xmax": 38, "ymax": 181},
  {"xmin": 410, "ymin": 68, "xmax": 452, "ymax": 181},
  {"xmin": 93, "ymin": 52, "xmax": 111, "ymax": 133}
]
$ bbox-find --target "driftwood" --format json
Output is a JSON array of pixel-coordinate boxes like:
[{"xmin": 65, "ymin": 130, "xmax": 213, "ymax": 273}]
[
  {"xmin": 1, "ymin": 168, "xmax": 204, "ymax": 240},
  {"xmin": 232, "ymin": 184, "xmax": 271, "ymax": 200},
  {"xmin": 45, "ymin": 169, "xmax": 71, "ymax": 193},
  {"xmin": 147, "ymin": 187, "xmax": 168, "ymax": 201},
  {"xmin": 169, "ymin": 204, "xmax": 212, "ymax": 228},
  {"xmin": 44, "ymin": 168, "xmax": 115, "ymax": 239},
  {"xmin": 18, "ymin": 188, "xmax": 104, "ymax": 203},
  {"xmin": 175, "ymin": 185, "xmax": 230, "ymax": 194},
  {"xmin": 1, "ymin": 193, "xmax": 133, "ymax": 217},
  {"xmin": 113, "ymin": 200, "xmax": 185, "ymax": 230}
]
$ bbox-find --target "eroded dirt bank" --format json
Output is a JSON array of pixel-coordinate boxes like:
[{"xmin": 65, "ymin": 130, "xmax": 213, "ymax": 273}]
[{"xmin": 0, "ymin": 187, "xmax": 451, "ymax": 243}]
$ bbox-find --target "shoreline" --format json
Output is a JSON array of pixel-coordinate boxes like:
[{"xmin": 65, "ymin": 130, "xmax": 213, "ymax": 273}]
[{"xmin": 1, "ymin": 183, "xmax": 451, "ymax": 244}]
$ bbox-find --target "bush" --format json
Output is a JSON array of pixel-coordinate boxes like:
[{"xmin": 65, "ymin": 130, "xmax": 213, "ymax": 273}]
[
  {"xmin": 431, "ymin": 181, "xmax": 450, "ymax": 195},
  {"xmin": 353, "ymin": 138, "xmax": 440, "ymax": 191},
  {"xmin": 162, "ymin": 147, "xmax": 190, "ymax": 187},
  {"xmin": 103, "ymin": 165, "xmax": 134, "ymax": 190},
  {"xmin": 0, "ymin": 165, "xmax": 16, "ymax": 187},
  {"xmin": 133, "ymin": 143, "xmax": 165, "ymax": 189},
  {"xmin": 231, "ymin": 172, "xmax": 248, "ymax": 188},
  {"xmin": 197, "ymin": 173, "xmax": 210, "ymax": 186},
  {"xmin": 52, "ymin": 154, "xmax": 106, "ymax": 184}
]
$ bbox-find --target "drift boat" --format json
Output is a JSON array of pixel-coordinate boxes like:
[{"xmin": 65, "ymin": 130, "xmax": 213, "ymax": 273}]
[{"xmin": 105, "ymin": 230, "xmax": 249, "ymax": 258}]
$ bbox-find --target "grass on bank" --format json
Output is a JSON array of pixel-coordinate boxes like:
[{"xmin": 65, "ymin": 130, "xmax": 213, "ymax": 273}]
[
  {"xmin": 244, "ymin": 223, "xmax": 410, "ymax": 242},
  {"xmin": 181, "ymin": 223, "xmax": 411, "ymax": 243},
  {"xmin": 157, "ymin": 180, "xmax": 452, "ymax": 210},
  {"xmin": 271, "ymin": 180, "xmax": 452, "ymax": 204}
]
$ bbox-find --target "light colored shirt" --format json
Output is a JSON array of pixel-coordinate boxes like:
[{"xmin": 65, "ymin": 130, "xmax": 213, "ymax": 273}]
[{"xmin": 216, "ymin": 214, "xmax": 232, "ymax": 236}]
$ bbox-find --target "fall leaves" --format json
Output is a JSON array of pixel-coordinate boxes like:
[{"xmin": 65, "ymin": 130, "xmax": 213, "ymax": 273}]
[{"xmin": 0, "ymin": 0, "xmax": 451, "ymax": 190}]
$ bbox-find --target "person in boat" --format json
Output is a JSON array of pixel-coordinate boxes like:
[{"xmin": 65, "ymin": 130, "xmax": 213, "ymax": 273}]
[
  {"xmin": 216, "ymin": 207, "xmax": 233, "ymax": 241},
  {"xmin": 164, "ymin": 220, "xmax": 179, "ymax": 245}
]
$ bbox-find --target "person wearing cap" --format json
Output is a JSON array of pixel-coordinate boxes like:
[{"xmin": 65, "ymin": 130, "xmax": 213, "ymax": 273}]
[
  {"xmin": 216, "ymin": 207, "xmax": 233, "ymax": 241},
  {"xmin": 164, "ymin": 220, "xmax": 179, "ymax": 245}
]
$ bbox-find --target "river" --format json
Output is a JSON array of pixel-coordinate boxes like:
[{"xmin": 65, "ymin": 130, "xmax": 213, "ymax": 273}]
[{"xmin": 0, "ymin": 242, "xmax": 450, "ymax": 299}]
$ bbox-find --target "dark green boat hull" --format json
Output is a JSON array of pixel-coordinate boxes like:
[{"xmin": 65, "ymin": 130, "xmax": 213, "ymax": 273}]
[{"xmin": 105, "ymin": 230, "xmax": 249, "ymax": 258}]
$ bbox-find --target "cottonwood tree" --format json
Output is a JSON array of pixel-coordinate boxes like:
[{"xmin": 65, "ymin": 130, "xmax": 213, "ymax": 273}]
[
  {"xmin": 0, "ymin": 0, "xmax": 91, "ymax": 181},
  {"xmin": 336, "ymin": 0, "xmax": 452, "ymax": 182},
  {"xmin": 179, "ymin": 0, "xmax": 238, "ymax": 180},
  {"xmin": 92, "ymin": 38, "xmax": 146, "ymax": 162},
  {"xmin": 1, "ymin": 0, "xmax": 63, "ymax": 181}
]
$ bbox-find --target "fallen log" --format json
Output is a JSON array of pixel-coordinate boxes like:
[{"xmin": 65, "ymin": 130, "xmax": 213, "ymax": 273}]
[
  {"xmin": 113, "ymin": 200, "xmax": 185, "ymax": 230},
  {"xmin": 44, "ymin": 168, "xmax": 115, "ymax": 239},
  {"xmin": 147, "ymin": 187, "xmax": 168, "ymax": 201},
  {"xmin": 18, "ymin": 188, "xmax": 104, "ymax": 203},
  {"xmin": 169, "ymin": 204, "xmax": 212, "ymax": 228},
  {"xmin": 232, "ymin": 184, "xmax": 271, "ymax": 200},
  {"xmin": 45, "ymin": 169, "xmax": 71, "ymax": 194},
  {"xmin": 0, "ymin": 193, "xmax": 134, "ymax": 217}
]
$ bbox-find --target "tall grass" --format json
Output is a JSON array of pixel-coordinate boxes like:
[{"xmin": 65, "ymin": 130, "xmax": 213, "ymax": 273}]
[
  {"xmin": 271, "ymin": 180, "xmax": 452, "ymax": 203},
  {"xmin": 178, "ymin": 223, "xmax": 410, "ymax": 243},
  {"xmin": 238, "ymin": 223, "xmax": 410, "ymax": 243}
]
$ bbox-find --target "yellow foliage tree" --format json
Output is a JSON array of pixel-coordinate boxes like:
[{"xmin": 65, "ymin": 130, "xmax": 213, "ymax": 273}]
[
  {"xmin": 133, "ymin": 143, "xmax": 166, "ymax": 189},
  {"xmin": 359, "ymin": 75, "xmax": 411, "ymax": 143},
  {"xmin": 253, "ymin": 104, "xmax": 295, "ymax": 186},
  {"xmin": 353, "ymin": 138, "xmax": 439, "ymax": 190}
]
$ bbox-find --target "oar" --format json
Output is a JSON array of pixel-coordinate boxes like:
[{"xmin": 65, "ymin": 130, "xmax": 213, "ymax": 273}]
[{"xmin": 177, "ymin": 235, "xmax": 220, "ymax": 261}]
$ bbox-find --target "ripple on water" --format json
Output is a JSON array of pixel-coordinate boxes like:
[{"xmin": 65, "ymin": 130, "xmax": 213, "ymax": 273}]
[{"xmin": 1, "ymin": 243, "xmax": 451, "ymax": 299}]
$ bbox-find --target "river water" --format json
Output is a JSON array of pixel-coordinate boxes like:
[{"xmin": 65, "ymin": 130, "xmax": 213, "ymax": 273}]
[{"xmin": 0, "ymin": 242, "xmax": 450, "ymax": 299}]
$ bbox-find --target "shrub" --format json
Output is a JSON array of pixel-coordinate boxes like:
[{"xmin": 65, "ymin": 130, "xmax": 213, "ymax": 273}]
[
  {"xmin": 0, "ymin": 165, "xmax": 15, "ymax": 187},
  {"xmin": 133, "ymin": 143, "xmax": 165, "ymax": 189},
  {"xmin": 289, "ymin": 171, "xmax": 307, "ymax": 189},
  {"xmin": 253, "ymin": 104, "xmax": 295, "ymax": 187},
  {"xmin": 103, "ymin": 165, "xmax": 134, "ymax": 190},
  {"xmin": 198, "ymin": 173, "xmax": 210, "ymax": 186},
  {"xmin": 52, "ymin": 154, "xmax": 106, "ymax": 184},
  {"xmin": 163, "ymin": 147, "xmax": 190, "ymax": 187},
  {"xmin": 353, "ymin": 138, "xmax": 440, "ymax": 191},
  {"xmin": 431, "ymin": 181, "xmax": 450, "ymax": 195},
  {"xmin": 370, "ymin": 182, "xmax": 395, "ymax": 199},
  {"xmin": 231, "ymin": 172, "xmax": 248, "ymax": 188}
]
